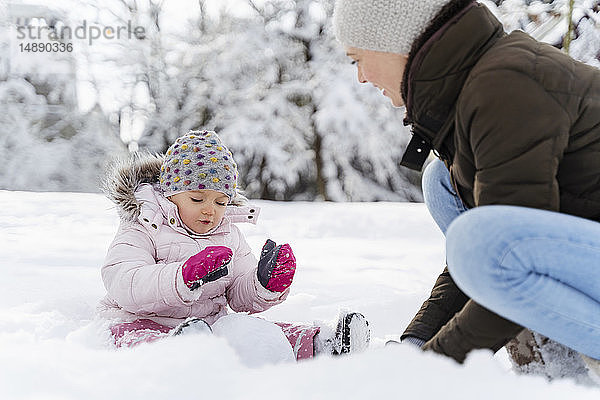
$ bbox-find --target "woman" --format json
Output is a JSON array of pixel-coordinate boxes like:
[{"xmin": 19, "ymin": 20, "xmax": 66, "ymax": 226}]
[{"xmin": 333, "ymin": 0, "xmax": 600, "ymax": 377}]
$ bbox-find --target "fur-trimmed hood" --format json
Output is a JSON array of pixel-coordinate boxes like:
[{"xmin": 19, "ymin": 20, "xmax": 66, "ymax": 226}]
[
  {"xmin": 103, "ymin": 152, "xmax": 251, "ymax": 222},
  {"xmin": 102, "ymin": 152, "xmax": 164, "ymax": 222}
]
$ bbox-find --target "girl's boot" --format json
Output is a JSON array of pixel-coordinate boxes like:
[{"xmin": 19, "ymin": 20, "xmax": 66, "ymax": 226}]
[{"xmin": 315, "ymin": 311, "xmax": 370, "ymax": 356}]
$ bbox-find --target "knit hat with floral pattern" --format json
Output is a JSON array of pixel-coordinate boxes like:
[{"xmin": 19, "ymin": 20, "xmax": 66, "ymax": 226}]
[{"xmin": 158, "ymin": 130, "xmax": 238, "ymax": 198}]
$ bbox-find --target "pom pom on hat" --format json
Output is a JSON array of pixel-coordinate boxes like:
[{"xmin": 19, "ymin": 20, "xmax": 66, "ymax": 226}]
[{"xmin": 159, "ymin": 130, "xmax": 238, "ymax": 198}]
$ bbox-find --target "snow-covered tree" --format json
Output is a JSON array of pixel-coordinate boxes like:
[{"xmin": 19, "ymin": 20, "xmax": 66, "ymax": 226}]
[
  {"xmin": 482, "ymin": 0, "xmax": 600, "ymax": 67},
  {"xmin": 0, "ymin": 77, "xmax": 127, "ymax": 192},
  {"xmin": 0, "ymin": 3, "xmax": 127, "ymax": 192},
  {"xmin": 170, "ymin": 0, "xmax": 422, "ymax": 201},
  {"xmin": 123, "ymin": 0, "xmax": 422, "ymax": 201},
  {"xmin": 19, "ymin": 0, "xmax": 598, "ymax": 199}
]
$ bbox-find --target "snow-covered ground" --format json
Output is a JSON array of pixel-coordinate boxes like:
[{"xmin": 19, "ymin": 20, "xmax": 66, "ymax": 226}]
[{"xmin": 0, "ymin": 190, "xmax": 598, "ymax": 399}]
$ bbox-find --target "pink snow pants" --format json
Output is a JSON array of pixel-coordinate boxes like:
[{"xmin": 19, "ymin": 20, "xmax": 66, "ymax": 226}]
[{"xmin": 111, "ymin": 319, "xmax": 320, "ymax": 361}]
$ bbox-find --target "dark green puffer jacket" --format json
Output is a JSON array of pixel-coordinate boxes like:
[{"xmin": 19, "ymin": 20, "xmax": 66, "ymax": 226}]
[{"xmin": 400, "ymin": 0, "xmax": 600, "ymax": 362}]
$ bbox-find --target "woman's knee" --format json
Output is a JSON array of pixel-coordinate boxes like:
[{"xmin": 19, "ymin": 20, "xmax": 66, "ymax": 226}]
[{"xmin": 446, "ymin": 206, "xmax": 519, "ymax": 299}]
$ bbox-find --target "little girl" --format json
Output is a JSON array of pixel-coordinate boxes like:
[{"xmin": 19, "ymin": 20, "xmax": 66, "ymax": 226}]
[{"xmin": 99, "ymin": 130, "xmax": 369, "ymax": 361}]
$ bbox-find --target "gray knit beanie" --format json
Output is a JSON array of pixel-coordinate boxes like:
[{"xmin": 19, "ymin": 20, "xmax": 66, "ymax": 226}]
[
  {"xmin": 333, "ymin": 0, "xmax": 449, "ymax": 54},
  {"xmin": 159, "ymin": 130, "xmax": 238, "ymax": 198}
]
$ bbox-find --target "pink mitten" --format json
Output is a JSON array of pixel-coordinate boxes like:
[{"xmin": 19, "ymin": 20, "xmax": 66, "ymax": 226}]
[
  {"xmin": 257, "ymin": 239, "xmax": 296, "ymax": 292},
  {"xmin": 182, "ymin": 246, "xmax": 232, "ymax": 290}
]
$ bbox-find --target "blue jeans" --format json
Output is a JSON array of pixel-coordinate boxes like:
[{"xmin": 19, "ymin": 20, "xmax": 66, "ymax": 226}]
[{"xmin": 423, "ymin": 159, "xmax": 600, "ymax": 359}]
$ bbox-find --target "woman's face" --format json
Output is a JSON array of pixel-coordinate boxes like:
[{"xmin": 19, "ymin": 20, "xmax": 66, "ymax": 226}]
[
  {"xmin": 169, "ymin": 189, "xmax": 229, "ymax": 234},
  {"xmin": 345, "ymin": 46, "xmax": 409, "ymax": 107}
]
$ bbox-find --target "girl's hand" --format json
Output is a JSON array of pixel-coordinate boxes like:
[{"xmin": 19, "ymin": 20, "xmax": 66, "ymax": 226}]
[
  {"xmin": 182, "ymin": 246, "xmax": 232, "ymax": 291},
  {"xmin": 257, "ymin": 239, "xmax": 296, "ymax": 292}
]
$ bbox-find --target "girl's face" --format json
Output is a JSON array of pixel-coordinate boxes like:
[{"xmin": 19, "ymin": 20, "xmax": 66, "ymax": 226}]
[
  {"xmin": 345, "ymin": 46, "xmax": 409, "ymax": 107},
  {"xmin": 168, "ymin": 189, "xmax": 229, "ymax": 234}
]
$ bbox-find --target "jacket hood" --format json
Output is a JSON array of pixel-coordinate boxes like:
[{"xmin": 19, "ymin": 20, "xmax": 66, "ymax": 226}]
[
  {"xmin": 102, "ymin": 152, "xmax": 165, "ymax": 222},
  {"xmin": 103, "ymin": 152, "xmax": 253, "ymax": 223}
]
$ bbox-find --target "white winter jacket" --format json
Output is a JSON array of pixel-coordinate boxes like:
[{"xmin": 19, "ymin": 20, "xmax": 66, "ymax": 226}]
[{"xmin": 98, "ymin": 154, "xmax": 288, "ymax": 327}]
